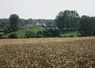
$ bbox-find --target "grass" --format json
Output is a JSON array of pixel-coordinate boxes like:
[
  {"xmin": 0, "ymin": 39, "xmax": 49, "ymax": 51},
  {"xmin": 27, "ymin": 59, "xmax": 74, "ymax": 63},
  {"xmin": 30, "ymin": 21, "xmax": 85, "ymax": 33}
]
[
  {"xmin": 0, "ymin": 37, "xmax": 95, "ymax": 68},
  {"xmin": 4, "ymin": 27, "xmax": 45, "ymax": 38},
  {"xmin": 60, "ymin": 31, "xmax": 81, "ymax": 37},
  {"xmin": 2, "ymin": 28, "xmax": 80, "ymax": 38}
]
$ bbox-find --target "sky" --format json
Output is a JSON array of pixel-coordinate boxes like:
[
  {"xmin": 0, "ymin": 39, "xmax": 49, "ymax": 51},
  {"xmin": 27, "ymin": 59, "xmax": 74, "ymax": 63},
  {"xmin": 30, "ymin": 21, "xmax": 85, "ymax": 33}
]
[{"xmin": 0, "ymin": 0, "xmax": 95, "ymax": 19}]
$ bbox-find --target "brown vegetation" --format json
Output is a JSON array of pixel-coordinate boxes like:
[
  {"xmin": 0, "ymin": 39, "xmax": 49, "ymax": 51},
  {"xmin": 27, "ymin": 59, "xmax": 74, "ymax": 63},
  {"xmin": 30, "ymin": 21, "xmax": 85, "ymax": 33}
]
[{"xmin": 0, "ymin": 37, "xmax": 95, "ymax": 68}]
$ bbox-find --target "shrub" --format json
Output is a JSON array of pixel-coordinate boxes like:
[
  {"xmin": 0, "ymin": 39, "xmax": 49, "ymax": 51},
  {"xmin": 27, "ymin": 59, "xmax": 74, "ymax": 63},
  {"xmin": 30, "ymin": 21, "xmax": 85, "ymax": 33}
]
[
  {"xmin": 77, "ymin": 34, "xmax": 81, "ymax": 37},
  {"xmin": 4, "ymin": 26, "xmax": 12, "ymax": 34},
  {"xmin": 25, "ymin": 31, "xmax": 35, "ymax": 38},
  {"xmin": 63, "ymin": 36, "xmax": 67, "ymax": 37},
  {"xmin": 69, "ymin": 35, "xmax": 74, "ymax": 37},
  {"xmin": 43, "ymin": 28, "xmax": 60, "ymax": 37},
  {"xmin": 4, "ymin": 27, "xmax": 9, "ymax": 34},
  {"xmin": 53, "ymin": 28, "xmax": 60, "ymax": 37},
  {"xmin": 43, "ymin": 29, "xmax": 52, "ymax": 37},
  {"xmin": 8, "ymin": 33, "xmax": 18, "ymax": 38},
  {"xmin": 0, "ymin": 34, "xmax": 3, "ymax": 39},
  {"xmin": 36, "ymin": 31, "xmax": 44, "ymax": 38}
]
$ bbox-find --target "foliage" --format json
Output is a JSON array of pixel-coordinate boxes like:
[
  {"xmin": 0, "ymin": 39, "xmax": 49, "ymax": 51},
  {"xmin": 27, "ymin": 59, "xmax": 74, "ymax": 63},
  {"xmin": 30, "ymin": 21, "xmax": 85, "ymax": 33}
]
[
  {"xmin": 60, "ymin": 31, "xmax": 80, "ymax": 37},
  {"xmin": 4, "ymin": 26, "xmax": 12, "ymax": 34},
  {"xmin": 69, "ymin": 35, "xmax": 74, "ymax": 37},
  {"xmin": 9, "ymin": 14, "xmax": 20, "ymax": 32},
  {"xmin": 8, "ymin": 33, "xmax": 18, "ymax": 38},
  {"xmin": 25, "ymin": 30, "xmax": 35, "ymax": 38},
  {"xmin": 79, "ymin": 15, "xmax": 95, "ymax": 36},
  {"xmin": 0, "ymin": 22, "xmax": 7, "ymax": 29},
  {"xmin": 0, "ymin": 33, "xmax": 3, "ymax": 39},
  {"xmin": 1, "ymin": 10, "xmax": 95, "ymax": 37},
  {"xmin": 36, "ymin": 31, "xmax": 44, "ymax": 38},
  {"xmin": 43, "ymin": 28, "xmax": 60, "ymax": 37},
  {"xmin": 3, "ymin": 28, "xmax": 45, "ymax": 38},
  {"xmin": 55, "ymin": 10, "xmax": 80, "ymax": 31}
]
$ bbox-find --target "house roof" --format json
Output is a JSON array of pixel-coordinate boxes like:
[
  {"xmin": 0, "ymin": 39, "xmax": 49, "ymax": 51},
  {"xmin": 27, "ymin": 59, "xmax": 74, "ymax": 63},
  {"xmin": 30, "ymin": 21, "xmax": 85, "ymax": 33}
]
[{"xmin": 41, "ymin": 23, "xmax": 47, "ymax": 26}]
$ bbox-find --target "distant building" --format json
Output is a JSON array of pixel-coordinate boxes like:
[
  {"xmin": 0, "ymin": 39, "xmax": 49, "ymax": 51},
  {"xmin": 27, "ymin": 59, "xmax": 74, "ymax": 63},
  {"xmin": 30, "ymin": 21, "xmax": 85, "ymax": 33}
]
[
  {"xmin": 23, "ymin": 22, "xmax": 41, "ymax": 28},
  {"xmin": 35, "ymin": 22, "xmax": 41, "ymax": 27},
  {"xmin": 41, "ymin": 23, "xmax": 58, "ymax": 29}
]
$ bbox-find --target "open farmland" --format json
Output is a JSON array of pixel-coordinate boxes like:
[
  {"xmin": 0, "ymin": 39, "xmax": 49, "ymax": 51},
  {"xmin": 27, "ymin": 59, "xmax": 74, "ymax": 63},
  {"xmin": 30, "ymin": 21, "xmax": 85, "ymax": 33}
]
[{"xmin": 0, "ymin": 37, "xmax": 95, "ymax": 68}]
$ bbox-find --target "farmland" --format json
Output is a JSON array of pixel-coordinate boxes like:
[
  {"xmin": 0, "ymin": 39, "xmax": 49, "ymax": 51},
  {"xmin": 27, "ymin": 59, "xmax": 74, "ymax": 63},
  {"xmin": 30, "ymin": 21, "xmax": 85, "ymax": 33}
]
[
  {"xmin": 3, "ymin": 27, "xmax": 45, "ymax": 38},
  {"xmin": 0, "ymin": 37, "xmax": 95, "ymax": 68}
]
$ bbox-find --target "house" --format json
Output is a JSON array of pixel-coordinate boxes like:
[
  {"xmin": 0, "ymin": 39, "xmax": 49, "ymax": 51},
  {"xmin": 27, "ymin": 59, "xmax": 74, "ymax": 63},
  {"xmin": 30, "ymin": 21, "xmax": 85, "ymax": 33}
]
[
  {"xmin": 41, "ymin": 23, "xmax": 58, "ymax": 29},
  {"xmin": 34, "ymin": 22, "xmax": 41, "ymax": 27},
  {"xmin": 23, "ymin": 22, "xmax": 41, "ymax": 28}
]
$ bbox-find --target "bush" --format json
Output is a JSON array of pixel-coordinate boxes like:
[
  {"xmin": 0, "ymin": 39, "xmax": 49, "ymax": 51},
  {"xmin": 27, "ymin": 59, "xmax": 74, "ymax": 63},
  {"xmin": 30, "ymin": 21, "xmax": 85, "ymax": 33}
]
[
  {"xmin": 8, "ymin": 33, "xmax": 18, "ymax": 38},
  {"xmin": 63, "ymin": 36, "xmax": 67, "ymax": 37},
  {"xmin": 43, "ymin": 29, "xmax": 52, "ymax": 37},
  {"xmin": 25, "ymin": 31, "xmax": 35, "ymax": 38},
  {"xmin": 43, "ymin": 28, "xmax": 60, "ymax": 37},
  {"xmin": 4, "ymin": 27, "xmax": 9, "ymax": 34},
  {"xmin": 69, "ymin": 35, "xmax": 74, "ymax": 37},
  {"xmin": 77, "ymin": 34, "xmax": 81, "ymax": 37},
  {"xmin": 53, "ymin": 28, "xmax": 60, "ymax": 37},
  {"xmin": 4, "ymin": 26, "xmax": 12, "ymax": 34},
  {"xmin": 0, "ymin": 34, "xmax": 3, "ymax": 39},
  {"xmin": 36, "ymin": 31, "xmax": 44, "ymax": 38}
]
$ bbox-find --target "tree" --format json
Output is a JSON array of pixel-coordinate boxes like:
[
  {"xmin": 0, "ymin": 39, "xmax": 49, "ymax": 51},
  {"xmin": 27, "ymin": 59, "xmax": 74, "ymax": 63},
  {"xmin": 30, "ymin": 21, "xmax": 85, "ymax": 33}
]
[
  {"xmin": 79, "ymin": 15, "xmax": 95, "ymax": 36},
  {"xmin": 8, "ymin": 33, "xmax": 18, "ymax": 38},
  {"xmin": 43, "ymin": 28, "xmax": 60, "ymax": 37},
  {"xmin": 55, "ymin": 10, "xmax": 80, "ymax": 31},
  {"xmin": 36, "ymin": 31, "xmax": 44, "ymax": 38},
  {"xmin": 4, "ymin": 26, "xmax": 11, "ymax": 34},
  {"xmin": 0, "ymin": 33, "xmax": 3, "ymax": 39},
  {"xmin": 25, "ymin": 30, "xmax": 35, "ymax": 38},
  {"xmin": 9, "ymin": 14, "xmax": 20, "ymax": 32},
  {"xmin": 90, "ymin": 17, "xmax": 95, "ymax": 35},
  {"xmin": 0, "ymin": 22, "xmax": 6, "ymax": 29}
]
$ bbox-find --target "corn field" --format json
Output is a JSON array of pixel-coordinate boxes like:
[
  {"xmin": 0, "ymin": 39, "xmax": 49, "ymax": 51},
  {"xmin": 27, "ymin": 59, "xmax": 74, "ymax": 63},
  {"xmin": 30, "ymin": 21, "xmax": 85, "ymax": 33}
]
[{"xmin": 0, "ymin": 37, "xmax": 95, "ymax": 68}]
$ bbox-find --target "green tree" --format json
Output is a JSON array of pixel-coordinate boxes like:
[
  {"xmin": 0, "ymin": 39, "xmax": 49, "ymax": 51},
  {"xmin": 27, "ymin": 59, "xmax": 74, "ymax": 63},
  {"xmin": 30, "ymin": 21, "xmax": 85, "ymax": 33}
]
[
  {"xmin": 8, "ymin": 33, "xmax": 18, "ymax": 38},
  {"xmin": 55, "ymin": 10, "xmax": 80, "ymax": 31},
  {"xmin": 90, "ymin": 17, "xmax": 95, "ymax": 35},
  {"xmin": 43, "ymin": 28, "xmax": 60, "ymax": 37},
  {"xmin": 4, "ymin": 27, "xmax": 10, "ymax": 34},
  {"xmin": 36, "ymin": 31, "xmax": 44, "ymax": 38},
  {"xmin": 25, "ymin": 30, "xmax": 35, "ymax": 38},
  {"xmin": 0, "ymin": 33, "xmax": 3, "ymax": 39},
  {"xmin": 9, "ymin": 14, "xmax": 20, "ymax": 32},
  {"xmin": 79, "ymin": 15, "xmax": 95, "ymax": 36}
]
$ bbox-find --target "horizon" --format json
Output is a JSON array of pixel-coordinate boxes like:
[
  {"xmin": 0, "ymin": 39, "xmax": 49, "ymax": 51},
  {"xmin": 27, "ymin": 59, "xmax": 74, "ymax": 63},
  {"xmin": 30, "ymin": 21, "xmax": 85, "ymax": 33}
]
[{"xmin": 0, "ymin": 0, "xmax": 95, "ymax": 19}]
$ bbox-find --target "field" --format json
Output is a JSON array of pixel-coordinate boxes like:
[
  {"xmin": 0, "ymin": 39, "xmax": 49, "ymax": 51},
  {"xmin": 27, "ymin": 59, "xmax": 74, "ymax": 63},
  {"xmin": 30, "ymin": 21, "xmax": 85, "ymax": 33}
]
[
  {"xmin": 0, "ymin": 37, "xmax": 95, "ymax": 68},
  {"xmin": 3, "ymin": 27, "xmax": 45, "ymax": 38},
  {"xmin": 60, "ymin": 31, "xmax": 80, "ymax": 37}
]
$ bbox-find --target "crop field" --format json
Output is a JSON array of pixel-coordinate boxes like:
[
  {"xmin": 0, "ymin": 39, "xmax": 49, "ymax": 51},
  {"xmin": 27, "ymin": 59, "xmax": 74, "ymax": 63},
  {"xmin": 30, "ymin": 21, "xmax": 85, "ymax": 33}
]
[{"xmin": 0, "ymin": 37, "xmax": 95, "ymax": 68}]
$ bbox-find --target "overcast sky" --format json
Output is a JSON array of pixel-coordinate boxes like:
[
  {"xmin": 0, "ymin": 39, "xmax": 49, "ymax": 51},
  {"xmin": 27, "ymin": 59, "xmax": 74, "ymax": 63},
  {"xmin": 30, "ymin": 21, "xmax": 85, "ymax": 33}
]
[{"xmin": 0, "ymin": 0, "xmax": 94, "ymax": 19}]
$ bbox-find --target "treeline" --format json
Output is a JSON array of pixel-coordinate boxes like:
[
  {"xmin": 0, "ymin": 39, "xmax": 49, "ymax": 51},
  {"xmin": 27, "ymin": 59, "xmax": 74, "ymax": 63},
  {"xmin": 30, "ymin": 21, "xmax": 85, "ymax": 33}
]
[
  {"xmin": 0, "ymin": 10, "xmax": 95, "ymax": 38},
  {"xmin": 55, "ymin": 10, "xmax": 95, "ymax": 36},
  {"xmin": 0, "ymin": 14, "xmax": 59, "ymax": 38},
  {"xmin": 6, "ymin": 28, "xmax": 60, "ymax": 38},
  {"xmin": 0, "ymin": 18, "xmax": 53, "ymax": 29}
]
